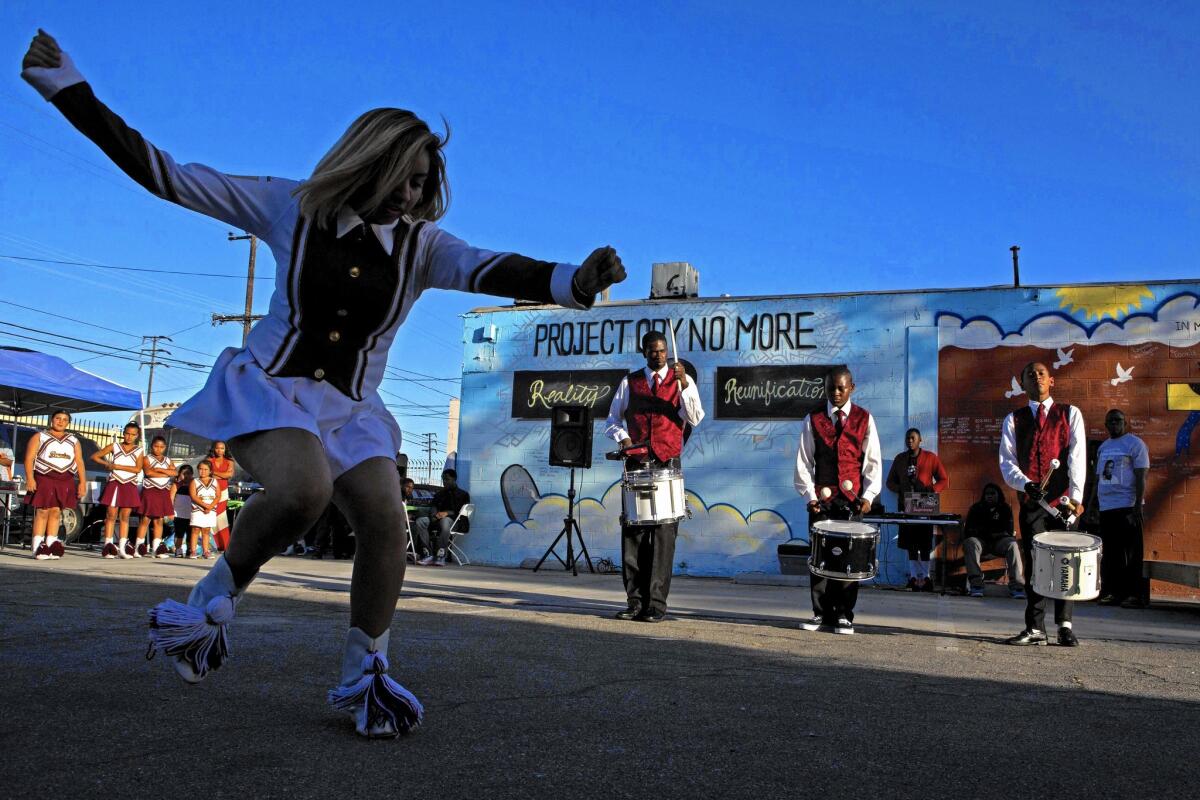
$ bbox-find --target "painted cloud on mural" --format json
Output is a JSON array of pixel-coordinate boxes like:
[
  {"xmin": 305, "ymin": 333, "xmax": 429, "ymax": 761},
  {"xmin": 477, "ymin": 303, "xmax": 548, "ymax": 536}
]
[
  {"xmin": 499, "ymin": 481, "xmax": 792, "ymax": 573},
  {"xmin": 938, "ymin": 292, "xmax": 1200, "ymax": 349}
]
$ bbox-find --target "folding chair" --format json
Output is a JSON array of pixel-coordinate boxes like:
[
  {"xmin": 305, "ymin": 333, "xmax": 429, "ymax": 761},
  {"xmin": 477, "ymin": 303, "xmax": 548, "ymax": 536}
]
[
  {"xmin": 404, "ymin": 509, "xmax": 418, "ymax": 563},
  {"xmin": 447, "ymin": 503, "xmax": 474, "ymax": 566}
]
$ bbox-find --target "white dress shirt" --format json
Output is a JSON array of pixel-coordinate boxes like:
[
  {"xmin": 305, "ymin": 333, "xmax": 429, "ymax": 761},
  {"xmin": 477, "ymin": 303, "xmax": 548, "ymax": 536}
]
[
  {"xmin": 604, "ymin": 366, "xmax": 705, "ymax": 443},
  {"xmin": 794, "ymin": 401, "xmax": 882, "ymax": 504},
  {"xmin": 999, "ymin": 397, "xmax": 1086, "ymax": 503}
]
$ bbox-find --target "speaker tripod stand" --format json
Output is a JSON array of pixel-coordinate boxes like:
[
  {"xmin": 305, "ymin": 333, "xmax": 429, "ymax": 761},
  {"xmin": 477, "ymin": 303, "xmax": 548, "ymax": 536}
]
[{"xmin": 533, "ymin": 467, "xmax": 594, "ymax": 575}]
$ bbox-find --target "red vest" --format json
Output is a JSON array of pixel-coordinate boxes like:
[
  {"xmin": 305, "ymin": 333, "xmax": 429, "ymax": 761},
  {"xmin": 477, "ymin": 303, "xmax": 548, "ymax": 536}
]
[
  {"xmin": 625, "ymin": 370, "xmax": 685, "ymax": 462},
  {"xmin": 1014, "ymin": 402, "xmax": 1072, "ymax": 502},
  {"xmin": 811, "ymin": 405, "xmax": 870, "ymax": 500}
]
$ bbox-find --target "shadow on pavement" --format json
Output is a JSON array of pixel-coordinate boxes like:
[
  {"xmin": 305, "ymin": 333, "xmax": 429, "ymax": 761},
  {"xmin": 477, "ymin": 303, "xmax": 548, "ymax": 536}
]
[{"xmin": 2, "ymin": 563, "xmax": 1198, "ymax": 800}]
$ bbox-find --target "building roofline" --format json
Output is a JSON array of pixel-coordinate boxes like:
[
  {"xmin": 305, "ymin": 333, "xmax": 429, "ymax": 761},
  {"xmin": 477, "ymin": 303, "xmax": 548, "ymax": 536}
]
[{"xmin": 465, "ymin": 277, "xmax": 1199, "ymax": 315}]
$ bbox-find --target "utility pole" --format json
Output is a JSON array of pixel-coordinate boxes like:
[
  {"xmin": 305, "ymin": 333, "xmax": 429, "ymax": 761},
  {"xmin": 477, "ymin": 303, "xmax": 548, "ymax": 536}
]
[
  {"xmin": 140, "ymin": 335, "xmax": 172, "ymax": 447},
  {"xmin": 1010, "ymin": 245, "xmax": 1021, "ymax": 287},
  {"xmin": 425, "ymin": 432, "xmax": 436, "ymax": 483},
  {"xmin": 212, "ymin": 232, "xmax": 263, "ymax": 344}
]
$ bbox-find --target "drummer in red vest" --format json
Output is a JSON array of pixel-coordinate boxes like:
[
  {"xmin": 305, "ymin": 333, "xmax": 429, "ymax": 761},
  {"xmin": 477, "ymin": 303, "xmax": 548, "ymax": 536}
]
[
  {"xmin": 794, "ymin": 366, "xmax": 882, "ymax": 635},
  {"xmin": 604, "ymin": 330, "xmax": 705, "ymax": 622},
  {"xmin": 999, "ymin": 361, "xmax": 1087, "ymax": 647}
]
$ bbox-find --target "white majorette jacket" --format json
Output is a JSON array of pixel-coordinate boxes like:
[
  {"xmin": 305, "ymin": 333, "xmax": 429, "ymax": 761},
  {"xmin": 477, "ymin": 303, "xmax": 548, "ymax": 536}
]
[
  {"xmin": 22, "ymin": 55, "xmax": 593, "ymax": 402},
  {"xmin": 34, "ymin": 432, "xmax": 79, "ymax": 474},
  {"xmin": 109, "ymin": 442, "xmax": 144, "ymax": 485}
]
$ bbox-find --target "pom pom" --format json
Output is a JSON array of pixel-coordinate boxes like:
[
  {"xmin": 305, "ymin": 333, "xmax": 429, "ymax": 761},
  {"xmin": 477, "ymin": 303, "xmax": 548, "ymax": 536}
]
[
  {"xmin": 146, "ymin": 597, "xmax": 234, "ymax": 682},
  {"xmin": 328, "ymin": 651, "xmax": 423, "ymax": 738}
]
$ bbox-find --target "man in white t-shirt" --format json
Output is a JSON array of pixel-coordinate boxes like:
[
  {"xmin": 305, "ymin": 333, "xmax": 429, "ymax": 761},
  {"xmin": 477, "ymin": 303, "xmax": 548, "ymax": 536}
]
[{"xmin": 1089, "ymin": 408, "xmax": 1150, "ymax": 608}]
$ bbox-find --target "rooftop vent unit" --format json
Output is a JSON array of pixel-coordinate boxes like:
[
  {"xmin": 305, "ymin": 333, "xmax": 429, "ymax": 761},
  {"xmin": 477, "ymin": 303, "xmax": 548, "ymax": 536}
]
[{"xmin": 650, "ymin": 261, "xmax": 699, "ymax": 299}]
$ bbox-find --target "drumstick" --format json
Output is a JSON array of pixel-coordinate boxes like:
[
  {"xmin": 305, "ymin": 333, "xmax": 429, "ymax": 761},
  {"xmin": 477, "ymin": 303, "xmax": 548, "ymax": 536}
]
[
  {"xmin": 668, "ymin": 320, "xmax": 678, "ymax": 365},
  {"xmin": 840, "ymin": 479, "xmax": 859, "ymax": 503},
  {"xmin": 1037, "ymin": 458, "xmax": 1061, "ymax": 493},
  {"xmin": 819, "ymin": 486, "xmax": 832, "ymax": 505}
]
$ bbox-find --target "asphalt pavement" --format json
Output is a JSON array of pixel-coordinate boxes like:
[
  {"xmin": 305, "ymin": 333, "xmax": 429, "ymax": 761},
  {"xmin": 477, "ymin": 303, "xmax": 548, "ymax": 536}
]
[{"xmin": 2, "ymin": 549, "xmax": 1197, "ymax": 799}]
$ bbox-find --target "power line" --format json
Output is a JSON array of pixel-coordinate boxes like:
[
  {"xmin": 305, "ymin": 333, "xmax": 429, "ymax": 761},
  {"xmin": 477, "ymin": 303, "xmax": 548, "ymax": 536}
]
[
  {"xmin": 386, "ymin": 365, "xmax": 460, "ymax": 382},
  {"xmin": 0, "ymin": 116, "xmax": 229, "ymax": 233},
  {"xmin": 0, "ymin": 231, "xmax": 242, "ymax": 314},
  {"xmin": 381, "ymin": 371, "xmax": 458, "ymax": 399},
  {"xmin": 0, "ymin": 320, "xmax": 211, "ymax": 372},
  {"xmin": 0, "ymin": 297, "xmax": 140, "ymax": 341},
  {"xmin": 0, "ymin": 299, "xmax": 222, "ymax": 361},
  {"xmin": 0, "ymin": 253, "xmax": 272, "ymax": 280}
]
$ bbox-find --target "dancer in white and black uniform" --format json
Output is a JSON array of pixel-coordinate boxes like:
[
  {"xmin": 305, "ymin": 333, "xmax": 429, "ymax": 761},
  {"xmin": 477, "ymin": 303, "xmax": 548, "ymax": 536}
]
[{"xmin": 23, "ymin": 29, "xmax": 625, "ymax": 738}]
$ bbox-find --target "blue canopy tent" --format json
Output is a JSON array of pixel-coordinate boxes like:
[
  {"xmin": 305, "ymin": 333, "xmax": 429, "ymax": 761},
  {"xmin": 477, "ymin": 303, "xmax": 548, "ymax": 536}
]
[
  {"xmin": 0, "ymin": 346, "xmax": 143, "ymax": 547},
  {"xmin": 0, "ymin": 346, "xmax": 143, "ymax": 417}
]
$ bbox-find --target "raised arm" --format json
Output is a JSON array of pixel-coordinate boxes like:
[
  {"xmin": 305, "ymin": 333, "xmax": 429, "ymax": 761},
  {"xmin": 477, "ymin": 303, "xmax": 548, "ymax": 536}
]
[
  {"xmin": 421, "ymin": 226, "xmax": 625, "ymax": 309},
  {"xmin": 21, "ymin": 30, "xmax": 295, "ymax": 237}
]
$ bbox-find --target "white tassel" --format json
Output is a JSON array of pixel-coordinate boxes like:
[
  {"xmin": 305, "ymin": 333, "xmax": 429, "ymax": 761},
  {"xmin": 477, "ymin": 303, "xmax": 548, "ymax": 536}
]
[
  {"xmin": 146, "ymin": 595, "xmax": 235, "ymax": 683},
  {"xmin": 327, "ymin": 650, "xmax": 423, "ymax": 737}
]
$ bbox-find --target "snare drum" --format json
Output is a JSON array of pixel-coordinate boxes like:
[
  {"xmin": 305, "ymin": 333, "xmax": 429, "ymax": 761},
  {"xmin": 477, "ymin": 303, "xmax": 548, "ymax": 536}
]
[
  {"xmin": 621, "ymin": 467, "xmax": 685, "ymax": 526},
  {"xmin": 1031, "ymin": 532, "xmax": 1102, "ymax": 600},
  {"xmin": 808, "ymin": 520, "xmax": 880, "ymax": 581}
]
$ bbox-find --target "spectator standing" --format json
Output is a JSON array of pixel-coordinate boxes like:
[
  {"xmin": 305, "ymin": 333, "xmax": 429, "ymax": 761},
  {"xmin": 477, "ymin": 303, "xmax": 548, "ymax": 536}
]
[
  {"xmin": 170, "ymin": 464, "xmax": 194, "ymax": 557},
  {"xmin": 189, "ymin": 460, "xmax": 219, "ymax": 559},
  {"xmin": 885, "ymin": 427, "xmax": 949, "ymax": 591},
  {"xmin": 961, "ymin": 483, "xmax": 1024, "ymax": 598},
  {"xmin": 208, "ymin": 441, "xmax": 236, "ymax": 552},
  {"xmin": 416, "ymin": 469, "xmax": 469, "ymax": 566},
  {"xmin": 0, "ymin": 432, "xmax": 14, "ymax": 515},
  {"xmin": 1090, "ymin": 409, "xmax": 1150, "ymax": 608}
]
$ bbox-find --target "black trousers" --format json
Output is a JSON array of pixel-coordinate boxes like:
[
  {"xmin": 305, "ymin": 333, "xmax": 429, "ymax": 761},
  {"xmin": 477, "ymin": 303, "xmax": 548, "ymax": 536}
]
[
  {"xmin": 621, "ymin": 520, "xmax": 678, "ymax": 614},
  {"xmin": 1018, "ymin": 503, "xmax": 1073, "ymax": 630},
  {"xmin": 1099, "ymin": 507, "xmax": 1149, "ymax": 603},
  {"xmin": 810, "ymin": 506, "xmax": 860, "ymax": 623}
]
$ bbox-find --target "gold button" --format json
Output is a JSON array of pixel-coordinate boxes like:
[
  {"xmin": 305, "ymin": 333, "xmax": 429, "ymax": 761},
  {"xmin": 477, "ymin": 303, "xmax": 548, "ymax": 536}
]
[
  {"xmin": 313, "ymin": 368, "xmax": 326, "ymax": 380},
  {"xmin": 328, "ymin": 331, "xmax": 341, "ymax": 342},
  {"xmin": 348, "ymin": 266, "xmax": 361, "ymax": 278},
  {"xmin": 336, "ymin": 309, "xmax": 348, "ymax": 317}
]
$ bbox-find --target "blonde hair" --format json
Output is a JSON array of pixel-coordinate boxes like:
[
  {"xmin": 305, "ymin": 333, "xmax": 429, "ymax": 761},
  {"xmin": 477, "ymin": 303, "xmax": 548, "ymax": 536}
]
[{"xmin": 294, "ymin": 109, "xmax": 450, "ymax": 229}]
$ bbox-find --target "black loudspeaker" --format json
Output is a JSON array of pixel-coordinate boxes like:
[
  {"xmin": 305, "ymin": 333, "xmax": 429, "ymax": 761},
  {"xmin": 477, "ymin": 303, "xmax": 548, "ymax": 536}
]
[{"xmin": 549, "ymin": 405, "xmax": 592, "ymax": 469}]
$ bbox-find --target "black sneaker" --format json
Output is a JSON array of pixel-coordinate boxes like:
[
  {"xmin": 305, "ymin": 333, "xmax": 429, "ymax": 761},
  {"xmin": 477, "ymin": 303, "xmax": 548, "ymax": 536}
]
[
  {"xmin": 1057, "ymin": 627, "xmax": 1079, "ymax": 647},
  {"xmin": 1097, "ymin": 594, "xmax": 1118, "ymax": 605},
  {"xmin": 639, "ymin": 609, "xmax": 666, "ymax": 623},
  {"xmin": 799, "ymin": 615, "xmax": 825, "ymax": 632},
  {"xmin": 1005, "ymin": 629, "xmax": 1048, "ymax": 646},
  {"xmin": 833, "ymin": 617, "xmax": 854, "ymax": 635}
]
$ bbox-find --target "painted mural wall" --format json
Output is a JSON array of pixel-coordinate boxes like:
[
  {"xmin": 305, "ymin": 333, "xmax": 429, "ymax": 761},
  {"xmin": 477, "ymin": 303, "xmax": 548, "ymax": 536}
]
[{"xmin": 454, "ymin": 282, "xmax": 1200, "ymax": 598}]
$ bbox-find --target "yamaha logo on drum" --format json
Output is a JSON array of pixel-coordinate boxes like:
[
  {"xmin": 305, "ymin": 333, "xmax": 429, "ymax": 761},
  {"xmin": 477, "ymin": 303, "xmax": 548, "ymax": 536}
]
[{"xmin": 1059, "ymin": 562, "xmax": 1072, "ymax": 593}]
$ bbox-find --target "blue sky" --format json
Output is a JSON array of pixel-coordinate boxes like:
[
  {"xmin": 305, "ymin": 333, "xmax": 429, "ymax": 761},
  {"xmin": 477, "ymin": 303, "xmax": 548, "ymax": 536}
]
[{"xmin": 0, "ymin": 1, "xmax": 1196, "ymax": 451}]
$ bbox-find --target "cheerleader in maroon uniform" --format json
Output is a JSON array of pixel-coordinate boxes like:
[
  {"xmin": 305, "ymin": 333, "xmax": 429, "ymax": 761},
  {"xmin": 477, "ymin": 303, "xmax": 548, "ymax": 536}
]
[
  {"xmin": 22, "ymin": 409, "xmax": 87, "ymax": 560},
  {"xmin": 136, "ymin": 435, "xmax": 177, "ymax": 558},
  {"xmin": 92, "ymin": 422, "xmax": 144, "ymax": 558},
  {"xmin": 189, "ymin": 461, "xmax": 220, "ymax": 559}
]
